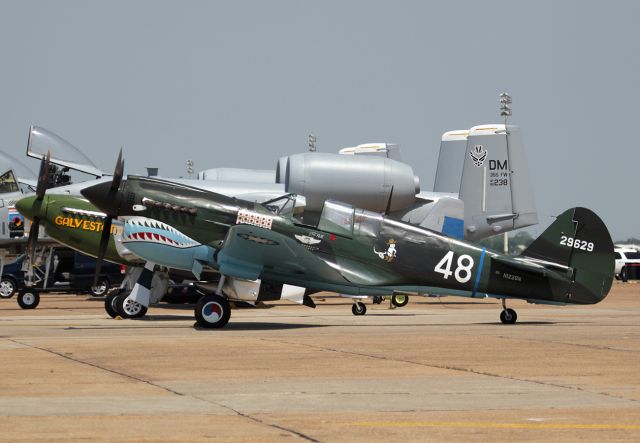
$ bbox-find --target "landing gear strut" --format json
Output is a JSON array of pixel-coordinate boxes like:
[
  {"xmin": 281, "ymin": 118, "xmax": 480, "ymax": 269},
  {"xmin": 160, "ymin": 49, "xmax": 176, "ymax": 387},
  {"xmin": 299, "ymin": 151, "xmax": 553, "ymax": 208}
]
[
  {"xmin": 500, "ymin": 299, "xmax": 517, "ymax": 324},
  {"xmin": 352, "ymin": 301, "xmax": 367, "ymax": 316}
]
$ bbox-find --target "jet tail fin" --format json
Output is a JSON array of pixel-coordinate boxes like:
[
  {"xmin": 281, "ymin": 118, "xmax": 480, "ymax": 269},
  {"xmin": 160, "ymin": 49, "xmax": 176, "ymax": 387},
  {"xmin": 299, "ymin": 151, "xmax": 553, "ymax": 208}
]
[
  {"xmin": 457, "ymin": 125, "xmax": 538, "ymax": 241},
  {"xmin": 521, "ymin": 207, "xmax": 614, "ymax": 304}
]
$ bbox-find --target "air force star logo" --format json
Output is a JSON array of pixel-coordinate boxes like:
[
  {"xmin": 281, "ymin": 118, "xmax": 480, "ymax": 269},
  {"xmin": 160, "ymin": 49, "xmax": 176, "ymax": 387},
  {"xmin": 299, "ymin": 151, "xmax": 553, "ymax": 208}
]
[{"xmin": 470, "ymin": 145, "xmax": 487, "ymax": 167}]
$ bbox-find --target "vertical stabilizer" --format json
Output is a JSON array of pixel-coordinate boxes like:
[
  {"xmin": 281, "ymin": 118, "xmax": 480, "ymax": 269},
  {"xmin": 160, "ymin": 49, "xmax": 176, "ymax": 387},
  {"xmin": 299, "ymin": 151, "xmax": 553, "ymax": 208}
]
[
  {"xmin": 459, "ymin": 124, "xmax": 537, "ymax": 241},
  {"xmin": 433, "ymin": 130, "xmax": 468, "ymax": 193}
]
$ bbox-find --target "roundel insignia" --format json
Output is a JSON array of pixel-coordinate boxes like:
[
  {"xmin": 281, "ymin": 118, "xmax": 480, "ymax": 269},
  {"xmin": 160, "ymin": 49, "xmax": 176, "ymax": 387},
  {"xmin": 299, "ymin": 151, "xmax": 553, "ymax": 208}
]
[{"xmin": 202, "ymin": 301, "xmax": 222, "ymax": 322}]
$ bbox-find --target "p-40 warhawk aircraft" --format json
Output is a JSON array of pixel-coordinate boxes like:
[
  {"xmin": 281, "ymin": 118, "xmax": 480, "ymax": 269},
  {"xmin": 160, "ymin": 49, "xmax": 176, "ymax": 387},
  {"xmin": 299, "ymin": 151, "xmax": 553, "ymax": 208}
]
[{"xmin": 74, "ymin": 171, "xmax": 613, "ymax": 328}]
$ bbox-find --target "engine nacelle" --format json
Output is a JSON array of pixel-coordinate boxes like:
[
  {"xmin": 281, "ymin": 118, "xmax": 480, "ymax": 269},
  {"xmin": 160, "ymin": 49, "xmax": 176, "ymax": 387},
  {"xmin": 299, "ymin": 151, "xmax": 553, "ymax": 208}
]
[{"xmin": 278, "ymin": 153, "xmax": 420, "ymax": 212}]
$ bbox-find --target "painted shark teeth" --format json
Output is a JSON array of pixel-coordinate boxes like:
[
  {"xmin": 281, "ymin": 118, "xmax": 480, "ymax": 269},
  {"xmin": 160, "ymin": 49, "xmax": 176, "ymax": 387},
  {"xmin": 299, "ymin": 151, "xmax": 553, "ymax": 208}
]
[{"xmin": 122, "ymin": 216, "xmax": 197, "ymax": 248}]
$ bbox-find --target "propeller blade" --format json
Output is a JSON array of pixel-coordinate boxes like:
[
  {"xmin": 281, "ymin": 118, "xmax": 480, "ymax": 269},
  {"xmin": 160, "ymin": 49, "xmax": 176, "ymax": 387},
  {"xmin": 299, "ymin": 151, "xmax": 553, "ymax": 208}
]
[
  {"xmin": 92, "ymin": 150, "xmax": 124, "ymax": 286},
  {"xmin": 27, "ymin": 217, "xmax": 40, "ymax": 265},
  {"xmin": 94, "ymin": 217, "xmax": 112, "ymax": 286},
  {"xmin": 111, "ymin": 148, "xmax": 124, "ymax": 191},
  {"xmin": 35, "ymin": 151, "xmax": 51, "ymax": 201}
]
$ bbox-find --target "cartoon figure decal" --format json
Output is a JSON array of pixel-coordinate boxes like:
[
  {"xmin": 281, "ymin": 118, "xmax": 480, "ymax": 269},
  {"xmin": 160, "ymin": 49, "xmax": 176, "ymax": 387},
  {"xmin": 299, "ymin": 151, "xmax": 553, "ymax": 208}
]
[{"xmin": 374, "ymin": 238, "xmax": 398, "ymax": 263}]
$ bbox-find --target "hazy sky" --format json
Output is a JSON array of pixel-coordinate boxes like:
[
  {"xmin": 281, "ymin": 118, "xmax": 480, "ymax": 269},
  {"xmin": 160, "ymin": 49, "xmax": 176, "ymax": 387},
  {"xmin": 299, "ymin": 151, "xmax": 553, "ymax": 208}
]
[{"xmin": 1, "ymin": 1, "xmax": 638, "ymax": 240}]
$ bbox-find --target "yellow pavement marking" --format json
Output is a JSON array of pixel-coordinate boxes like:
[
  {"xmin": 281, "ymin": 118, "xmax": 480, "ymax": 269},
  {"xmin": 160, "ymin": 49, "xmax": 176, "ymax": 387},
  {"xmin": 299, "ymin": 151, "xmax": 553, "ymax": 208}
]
[{"xmin": 349, "ymin": 421, "xmax": 640, "ymax": 430}]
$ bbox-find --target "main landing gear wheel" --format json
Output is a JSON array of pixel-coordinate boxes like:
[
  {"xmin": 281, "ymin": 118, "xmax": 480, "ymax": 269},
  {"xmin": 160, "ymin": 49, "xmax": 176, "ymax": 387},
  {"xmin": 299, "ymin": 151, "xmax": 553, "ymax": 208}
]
[
  {"xmin": 17, "ymin": 289, "xmax": 40, "ymax": 309},
  {"xmin": 105, "ymin": 292, "xmax": 120, "ymax": 318},
  {"xmin": 372, "ymin": 296, "xmax": 383, "ymax": 305},
  {"xmin": 391, "ymin": 294, "xmax": 409, "ymax": 307},
  {"xmin": 352, "ymin": 302, "xmax": 367, "ymax": 316},
  {"xmin": 115, "ymin": 293, "xmax": 148, "ymax": 319},
  {"xmin": 500, "ymin": 308, "xmax": 517, "ymax": 324},
  {"xmin": 195, "ymin": 294, "xmax": 231, "ymax": 328}
]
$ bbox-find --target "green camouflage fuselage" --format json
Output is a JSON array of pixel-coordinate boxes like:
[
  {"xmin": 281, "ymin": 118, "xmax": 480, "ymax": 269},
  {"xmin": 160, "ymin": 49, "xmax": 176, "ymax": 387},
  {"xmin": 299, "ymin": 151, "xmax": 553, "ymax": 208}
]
[
  {"xmin": 15, "ymin": 195, "xmax": 128, "ymax": 265},
  {"xmin": 87, "ymin": 176, "xmax": 613, "ymax": 306}
]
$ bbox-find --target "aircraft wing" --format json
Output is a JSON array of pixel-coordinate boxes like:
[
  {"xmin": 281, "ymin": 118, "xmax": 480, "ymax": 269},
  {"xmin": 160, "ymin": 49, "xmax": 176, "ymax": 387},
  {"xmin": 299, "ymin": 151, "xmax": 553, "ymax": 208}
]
[{"xmin": 216, "ymin": 224, "xmax": 349, "ymax": 285}]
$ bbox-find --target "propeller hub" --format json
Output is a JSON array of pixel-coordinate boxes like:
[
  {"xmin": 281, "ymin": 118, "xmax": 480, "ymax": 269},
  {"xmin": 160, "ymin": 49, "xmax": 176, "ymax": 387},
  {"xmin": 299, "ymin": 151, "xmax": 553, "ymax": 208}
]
[
  {"xmin": 81, "ymin": 180, "xmax": 124, "ymax": 216},
  {"xmin": 15, "ymin": 195, "xmax": 43, "ymax": 221}
]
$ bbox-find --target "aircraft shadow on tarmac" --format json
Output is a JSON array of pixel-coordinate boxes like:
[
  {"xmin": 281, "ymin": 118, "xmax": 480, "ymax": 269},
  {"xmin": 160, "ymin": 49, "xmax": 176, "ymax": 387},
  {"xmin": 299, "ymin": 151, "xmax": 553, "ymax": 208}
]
[
  {"xmin": 477, "ymin": 321, "xmax": 557, "ymax": 326},
  {"xmin": 131, "ymin": 314, "xmax": 560, "ymax": 329},
  {"xmin": 137, "ymin": 314, "xmax": 331, "ymax": 330},
  {"xmin": 196, "ymin": 322, "xmax": 328, "ymax": 331}
]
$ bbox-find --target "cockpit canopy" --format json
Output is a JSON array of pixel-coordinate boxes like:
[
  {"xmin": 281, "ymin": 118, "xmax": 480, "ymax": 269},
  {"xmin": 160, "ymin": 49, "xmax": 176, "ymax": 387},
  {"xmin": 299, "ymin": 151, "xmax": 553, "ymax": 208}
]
[
  {"xmin": 318, "ymin": 201, "xmax": 384, "ymax": 239},
  {"xmin": 318, "ymin": 200, "xmax": 355, "ymax": 238},
  {"xmin": 263, "ymin": 194, "xmax": 306, "ymax": 221},
  {"xmin": 263, "ymin": 194, "xmax": 383, "ymax": 239},
  {"xmin": 27, "ymin": 126, "xmax": 104, "ymax": 177},
  {"xmin": 0, "ymin": 170, "xmax": 20, "ymax": 194},
  {"xmin": 0, "ymin": 150, "xmax": 37, "ymax": 195}
]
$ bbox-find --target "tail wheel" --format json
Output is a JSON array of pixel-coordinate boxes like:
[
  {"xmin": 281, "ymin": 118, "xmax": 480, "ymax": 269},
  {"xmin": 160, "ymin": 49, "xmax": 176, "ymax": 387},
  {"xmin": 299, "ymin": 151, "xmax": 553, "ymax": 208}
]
[
  {"xmin": 500, "ymin": 308, "xmax": 517, "ymax": 324},
  {"xmin": 17, "ymin": 290, "xmax": 40, "ymax": 310},
  {"xmin": 195, "ymin": 294, "xmax": 231, "ymax": 328},
  {"xmin": 104, "ymin": 292, "xmax": 119, "ymax": 318},
  {"xmin": 391, "ymin": 294, "xmax": 409, "ymax": 307},
  {"xmin": 115, "ymin": 293, "xmax": 148, "ymax": 319},
  {"xmin": 351, "ymin": 302, "xmax": 367, "ymax": 316}
]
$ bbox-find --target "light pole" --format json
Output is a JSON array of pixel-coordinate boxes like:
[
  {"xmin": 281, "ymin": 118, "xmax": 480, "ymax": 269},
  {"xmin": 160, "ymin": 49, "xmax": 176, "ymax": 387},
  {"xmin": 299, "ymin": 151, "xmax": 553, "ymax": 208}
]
[
  {"xmin": 499, "ymin": 92, "xmax": 512, "ymax": 254},
  {"xmin": 308, "ymin": 133, "xmax": 317, "ymax": 152},
  {"xmin": 186, "ymin": 159, "xmax": 194, "ymax": 179}
]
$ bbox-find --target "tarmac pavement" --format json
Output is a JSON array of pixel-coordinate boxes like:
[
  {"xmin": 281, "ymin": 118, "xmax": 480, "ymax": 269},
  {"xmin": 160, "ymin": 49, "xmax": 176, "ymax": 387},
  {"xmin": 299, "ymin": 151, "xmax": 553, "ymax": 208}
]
[{"xmin": 0, "ymin": 282, "xmax": 639, "ymax": 441}]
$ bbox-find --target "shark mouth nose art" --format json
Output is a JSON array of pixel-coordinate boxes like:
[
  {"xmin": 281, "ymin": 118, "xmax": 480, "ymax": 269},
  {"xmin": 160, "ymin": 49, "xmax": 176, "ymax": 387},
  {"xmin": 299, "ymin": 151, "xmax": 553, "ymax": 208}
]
[{"xmin": 123, "ymin": 217, "xmax": 198, "ymax": 249}]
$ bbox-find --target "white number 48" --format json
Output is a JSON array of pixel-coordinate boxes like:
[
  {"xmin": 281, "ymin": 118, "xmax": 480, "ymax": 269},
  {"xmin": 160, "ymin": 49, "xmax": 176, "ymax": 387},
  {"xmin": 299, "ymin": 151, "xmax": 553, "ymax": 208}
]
[{"xmin": 434, "ymin": 251, "xmax": 475, "ymax": 283}]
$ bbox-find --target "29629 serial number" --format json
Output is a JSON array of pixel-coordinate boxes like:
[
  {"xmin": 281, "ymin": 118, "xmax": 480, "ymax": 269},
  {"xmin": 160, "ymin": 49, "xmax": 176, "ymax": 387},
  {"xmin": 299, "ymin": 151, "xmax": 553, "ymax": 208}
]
[{"xmin": 560, "ymin": 235, "xmax": 594, "ymax": 252}]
